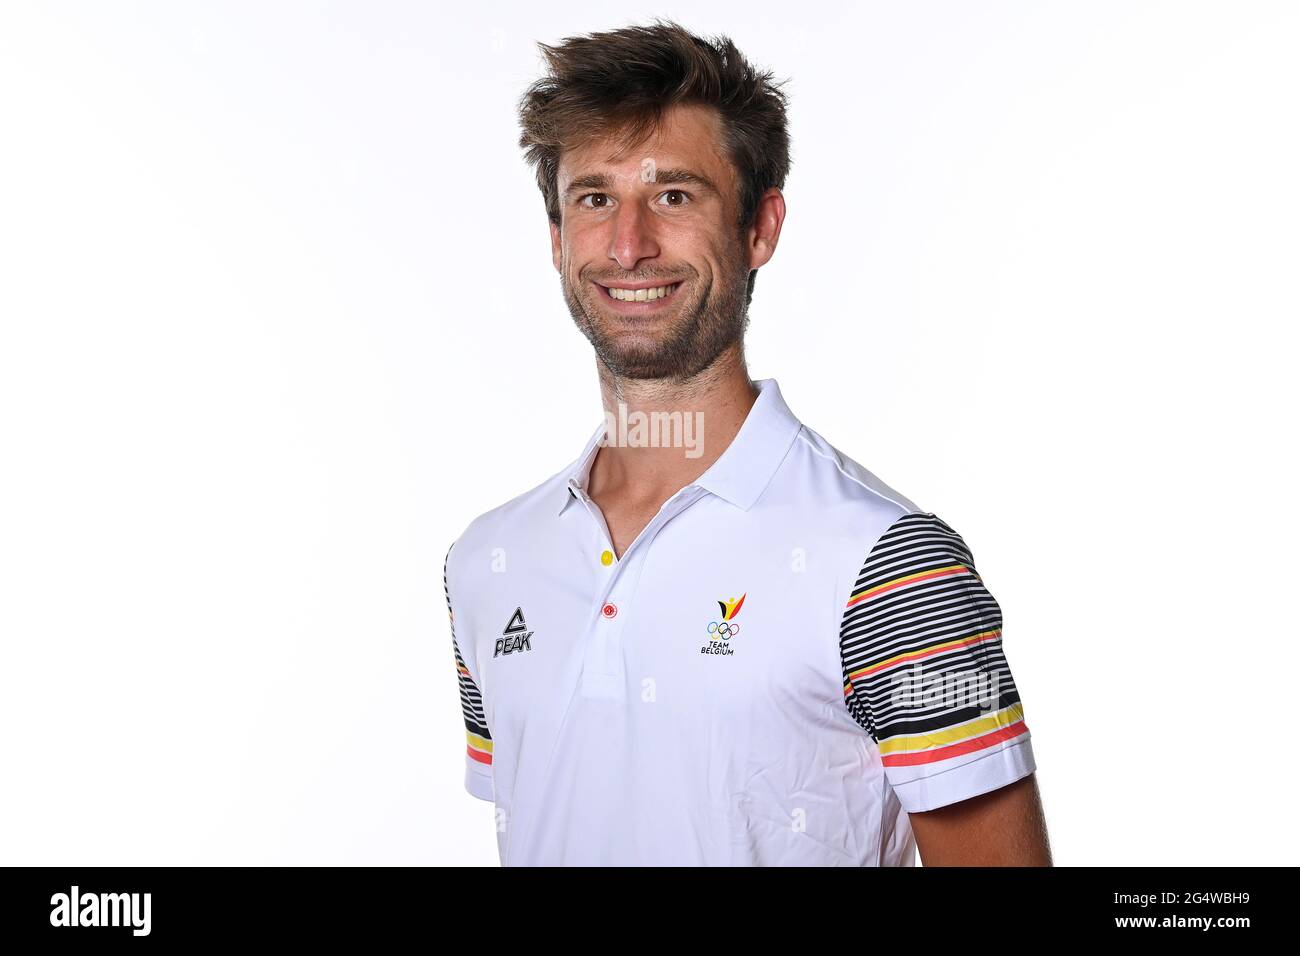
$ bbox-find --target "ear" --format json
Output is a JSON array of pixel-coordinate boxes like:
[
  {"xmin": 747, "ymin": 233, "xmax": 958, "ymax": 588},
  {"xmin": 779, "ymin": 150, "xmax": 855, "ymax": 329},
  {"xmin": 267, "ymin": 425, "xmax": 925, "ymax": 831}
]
[
  {"xmin": 550, "ymin": 220, "xmax": 563, "ymax": 273},
  {"xmin": 746, "ymin": 187, "xmax": 786, "ymax": 271}
]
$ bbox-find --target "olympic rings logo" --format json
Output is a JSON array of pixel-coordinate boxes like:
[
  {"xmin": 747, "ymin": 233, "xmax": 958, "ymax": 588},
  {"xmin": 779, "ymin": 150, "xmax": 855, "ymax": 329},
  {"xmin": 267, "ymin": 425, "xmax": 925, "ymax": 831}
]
[{"xmin": 707, "ymin": 621, "xmax": 741, "ymax": 639}]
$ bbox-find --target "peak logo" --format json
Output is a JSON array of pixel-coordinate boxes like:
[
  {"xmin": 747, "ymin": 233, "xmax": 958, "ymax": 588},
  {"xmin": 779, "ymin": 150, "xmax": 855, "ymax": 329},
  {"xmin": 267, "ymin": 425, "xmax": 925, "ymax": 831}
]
[
  {"xmin": 495, "ymin": 606, "xmax": 534, "ymax": 657},
  {"xmin": 50, "ymin": 885, "xmax": 151, "ymax": 936}
]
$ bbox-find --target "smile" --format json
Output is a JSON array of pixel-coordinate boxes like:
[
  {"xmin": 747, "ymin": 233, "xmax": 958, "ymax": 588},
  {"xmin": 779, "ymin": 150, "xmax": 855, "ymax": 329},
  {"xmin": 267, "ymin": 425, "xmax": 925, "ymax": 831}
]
[{"xmin": 597, "ymin": 281, "xmax": 683, "ymax": 302}]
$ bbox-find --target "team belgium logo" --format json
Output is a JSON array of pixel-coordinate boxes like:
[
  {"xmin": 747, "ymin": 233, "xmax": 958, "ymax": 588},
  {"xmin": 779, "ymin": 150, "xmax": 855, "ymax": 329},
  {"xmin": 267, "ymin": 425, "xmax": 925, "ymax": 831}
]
[{"xmin": 701, "ymin": 593, "xmax": 746, "ymax": 656}]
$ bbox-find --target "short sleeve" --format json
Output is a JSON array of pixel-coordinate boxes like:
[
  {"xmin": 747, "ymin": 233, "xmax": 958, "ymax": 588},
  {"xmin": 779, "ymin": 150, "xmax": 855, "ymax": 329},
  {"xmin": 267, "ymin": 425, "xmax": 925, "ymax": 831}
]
[
  {"xmin": 839, "ymin": 511, "xmax": 1036, "ymax": 813},
  {"xmin": 444, "ymin": 543, "xmax": 494, "ymax": 802}
]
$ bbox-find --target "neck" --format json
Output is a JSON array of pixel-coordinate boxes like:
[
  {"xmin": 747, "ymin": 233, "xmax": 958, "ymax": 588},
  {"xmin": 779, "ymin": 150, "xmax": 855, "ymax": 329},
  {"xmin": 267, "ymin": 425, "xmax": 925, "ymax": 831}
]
[{"xmin": 587, "ymin": 343, "xmax": 759, "ymax": 503}]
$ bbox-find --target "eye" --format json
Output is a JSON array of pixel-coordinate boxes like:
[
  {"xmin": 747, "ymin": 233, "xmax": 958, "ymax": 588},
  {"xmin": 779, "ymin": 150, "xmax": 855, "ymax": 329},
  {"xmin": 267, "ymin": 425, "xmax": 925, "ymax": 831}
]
[
  {"xmin": 579, "ymin": 193, "xmax": 613, "ymax": 209},
  {"xmin": 657, "ymin": 190, "xmax": 690, "ymax": 207}
]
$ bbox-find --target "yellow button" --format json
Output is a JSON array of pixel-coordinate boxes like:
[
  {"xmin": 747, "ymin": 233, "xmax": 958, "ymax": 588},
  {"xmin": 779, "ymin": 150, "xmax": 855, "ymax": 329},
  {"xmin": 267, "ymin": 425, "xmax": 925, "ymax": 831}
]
[{"xmin": 600, "ymin": 549, "xmax": 614, "ymax": 566}]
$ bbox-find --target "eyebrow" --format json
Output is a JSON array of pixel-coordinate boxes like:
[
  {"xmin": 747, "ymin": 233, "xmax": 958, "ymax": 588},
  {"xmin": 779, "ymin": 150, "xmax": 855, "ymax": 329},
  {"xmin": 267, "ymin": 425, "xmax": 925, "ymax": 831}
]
[
  {"xmin": 651, "ymin": 168, "xmax": 720, "ymax": 196},
  {"xmin": 561, "ymin": 167, "xmax": 720, "ymax": 200},
  {"xmin": 562, "ymin": 173, "xmax": 615, "ymax": 198}
]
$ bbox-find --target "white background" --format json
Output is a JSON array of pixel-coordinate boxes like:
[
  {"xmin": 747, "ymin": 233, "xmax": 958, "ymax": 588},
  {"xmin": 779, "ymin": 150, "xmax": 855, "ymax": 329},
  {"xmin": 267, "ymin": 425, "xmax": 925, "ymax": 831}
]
[{"xmin": 1, "ymin": 1, "xmax": 1296, "ymax": 866}]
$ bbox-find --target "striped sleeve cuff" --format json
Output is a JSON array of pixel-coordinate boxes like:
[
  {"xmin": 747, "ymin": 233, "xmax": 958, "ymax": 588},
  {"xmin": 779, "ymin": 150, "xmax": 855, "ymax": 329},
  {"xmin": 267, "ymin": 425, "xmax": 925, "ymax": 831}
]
[
  {"xmin": 455, "ymin": 654, "xmax": 494, "ymax": 804},
  {"xmin": 465, "ymin": 746, "xmax": 495, "ymax": 802},
  {"xmin": 887, "ymin": 726, "xmax": 1036, "ymax": 813}
]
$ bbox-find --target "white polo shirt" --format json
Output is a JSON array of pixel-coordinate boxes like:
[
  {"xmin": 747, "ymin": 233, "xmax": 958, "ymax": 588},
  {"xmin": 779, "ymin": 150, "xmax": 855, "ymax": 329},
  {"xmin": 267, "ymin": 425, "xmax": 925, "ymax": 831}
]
[{"xmin": 443, "ymin": 378, "xmax": 1036, "ymax": 866}]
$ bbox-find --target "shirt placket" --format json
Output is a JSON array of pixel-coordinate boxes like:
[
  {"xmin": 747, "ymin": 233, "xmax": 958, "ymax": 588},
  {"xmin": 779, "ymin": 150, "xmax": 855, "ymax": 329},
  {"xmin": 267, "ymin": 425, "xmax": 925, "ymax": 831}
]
[{"xmin": 569, "ymin": 483, "xmax": 708, "ymax": 699}]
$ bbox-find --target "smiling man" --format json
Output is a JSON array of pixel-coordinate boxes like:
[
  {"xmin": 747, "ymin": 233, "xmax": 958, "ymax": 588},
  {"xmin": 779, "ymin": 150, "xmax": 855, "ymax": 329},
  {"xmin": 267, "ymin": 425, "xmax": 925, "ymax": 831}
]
[{"xmin": 443, "ymin": 20, "xmax": 1051, "ymax": 866}]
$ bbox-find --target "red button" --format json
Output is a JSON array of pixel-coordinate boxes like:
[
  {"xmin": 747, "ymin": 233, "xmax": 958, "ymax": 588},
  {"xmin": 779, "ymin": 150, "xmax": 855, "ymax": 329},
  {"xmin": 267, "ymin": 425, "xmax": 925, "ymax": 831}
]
[{"xmin": 601, "ymin": 603, "xmax": 618, "ymax": 619}]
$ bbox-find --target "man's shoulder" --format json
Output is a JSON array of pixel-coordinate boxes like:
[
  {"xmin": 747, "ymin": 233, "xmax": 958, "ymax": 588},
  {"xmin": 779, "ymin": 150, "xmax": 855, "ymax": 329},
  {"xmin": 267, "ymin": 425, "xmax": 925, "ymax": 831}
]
[
  {"xmin": 445, "ymin": 431, "xmax": 593, "ymax": 575},
  {"xmin": 785, "ymin": 424, "xmax": 995, "ymax": 583},
  {"xmin": 775, "ymin": 423, "xmax": 995, "ymax": 607},
  {"xmin": 781, "ymin": 422, "xmax": 923, "ymax": 520}
]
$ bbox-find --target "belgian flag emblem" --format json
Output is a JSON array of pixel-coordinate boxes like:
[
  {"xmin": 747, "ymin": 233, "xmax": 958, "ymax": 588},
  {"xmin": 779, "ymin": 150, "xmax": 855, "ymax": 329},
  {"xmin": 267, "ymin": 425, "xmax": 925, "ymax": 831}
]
[{"xmin": 717, "ymin": 594, "xmax": 746, "ymax": 621}]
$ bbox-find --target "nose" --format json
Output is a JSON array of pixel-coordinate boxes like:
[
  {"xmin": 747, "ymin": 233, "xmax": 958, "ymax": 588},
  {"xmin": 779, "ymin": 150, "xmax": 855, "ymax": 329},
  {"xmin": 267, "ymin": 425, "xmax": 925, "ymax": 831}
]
[{"xmin": 607, "ymin": 200, "xmax": 661, "ymax": 273}]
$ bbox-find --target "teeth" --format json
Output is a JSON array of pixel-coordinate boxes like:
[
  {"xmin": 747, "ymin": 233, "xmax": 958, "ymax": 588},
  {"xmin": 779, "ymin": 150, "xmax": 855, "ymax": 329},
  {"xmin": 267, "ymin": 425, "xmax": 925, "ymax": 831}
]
[{"xmin": 607, "ymin": 283, "xmax": 678, "ymax": 301}]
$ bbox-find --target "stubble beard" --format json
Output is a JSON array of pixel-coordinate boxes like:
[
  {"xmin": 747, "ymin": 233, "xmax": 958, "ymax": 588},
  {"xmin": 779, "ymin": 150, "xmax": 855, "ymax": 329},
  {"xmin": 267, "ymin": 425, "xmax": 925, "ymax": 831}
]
[{"xmin": 560, "ymin": 247, "xmax": 751, "ymax": 383}]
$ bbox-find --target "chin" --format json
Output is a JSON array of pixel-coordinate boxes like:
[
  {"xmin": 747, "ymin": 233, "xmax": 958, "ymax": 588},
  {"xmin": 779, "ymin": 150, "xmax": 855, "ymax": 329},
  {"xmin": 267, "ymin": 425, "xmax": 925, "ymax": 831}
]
[{"xmin": 594, "ymin": 341, "xmax": 684, "ymax": 379}]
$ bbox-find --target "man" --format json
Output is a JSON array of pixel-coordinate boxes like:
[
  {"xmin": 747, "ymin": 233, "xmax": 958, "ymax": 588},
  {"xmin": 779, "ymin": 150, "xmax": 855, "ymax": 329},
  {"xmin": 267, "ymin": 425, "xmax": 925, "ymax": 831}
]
[{"xmin": 444, "ymin": 20, "xmax": 1051, "ymax": 866}]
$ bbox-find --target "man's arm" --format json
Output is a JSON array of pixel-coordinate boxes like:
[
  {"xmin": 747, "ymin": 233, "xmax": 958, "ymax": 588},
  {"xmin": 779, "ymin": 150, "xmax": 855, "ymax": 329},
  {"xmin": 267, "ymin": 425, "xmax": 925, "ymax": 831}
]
[
  {"xmin": 839, "ymin": 511, "xmax": 1046, "ymax": 862},
  {"xmin": 909, "ymin": 772, "xmax": 1051, "ymax": 866}
]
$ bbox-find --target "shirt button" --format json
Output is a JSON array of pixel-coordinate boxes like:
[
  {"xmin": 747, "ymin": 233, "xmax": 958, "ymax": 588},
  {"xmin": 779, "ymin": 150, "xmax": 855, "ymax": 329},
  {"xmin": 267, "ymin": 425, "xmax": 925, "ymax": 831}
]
[
  {"xmin": 601, "ymin": 602, "xmax": 618, "ymax": 619},
  {"xmin": 600, "ymin": 549, "xmax": 614, "ymax": 566}
]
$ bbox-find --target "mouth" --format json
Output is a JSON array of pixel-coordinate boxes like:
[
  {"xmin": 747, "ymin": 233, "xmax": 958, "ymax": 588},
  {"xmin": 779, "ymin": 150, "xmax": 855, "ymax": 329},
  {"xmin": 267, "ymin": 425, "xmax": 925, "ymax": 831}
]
[{"xmin": 593, "ymin": 280, "xmax": 684, "ymax": 311}]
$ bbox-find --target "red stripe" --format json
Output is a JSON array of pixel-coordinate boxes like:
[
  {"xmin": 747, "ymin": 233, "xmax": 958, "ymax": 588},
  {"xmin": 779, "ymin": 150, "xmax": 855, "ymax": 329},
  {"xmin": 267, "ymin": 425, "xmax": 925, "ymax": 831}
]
[
  {"xmin": 466, "ymin": 745, "xmax": 493, "ymax": 765},
  {"xmin": 881, "ymin": 720, "xmax": 1029, "ymax": 768},
  {"xmin": 729, "ymin": 593, "xmax": 746, "ymax": 620}
]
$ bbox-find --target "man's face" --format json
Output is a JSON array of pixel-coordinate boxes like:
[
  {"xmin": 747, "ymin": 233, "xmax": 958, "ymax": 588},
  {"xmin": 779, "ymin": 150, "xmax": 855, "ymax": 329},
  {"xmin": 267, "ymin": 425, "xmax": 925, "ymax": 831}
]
[{"xmin": 551, "ymin": 103, "xmax": 754, "ymax": 381}]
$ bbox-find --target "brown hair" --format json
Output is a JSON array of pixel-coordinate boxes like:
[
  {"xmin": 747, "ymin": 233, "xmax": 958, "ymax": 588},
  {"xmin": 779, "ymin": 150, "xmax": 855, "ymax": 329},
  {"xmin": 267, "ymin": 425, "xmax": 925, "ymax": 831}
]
[{"xmin": 517, "ymin": 19, "xmax": 792, "ymax": 238}]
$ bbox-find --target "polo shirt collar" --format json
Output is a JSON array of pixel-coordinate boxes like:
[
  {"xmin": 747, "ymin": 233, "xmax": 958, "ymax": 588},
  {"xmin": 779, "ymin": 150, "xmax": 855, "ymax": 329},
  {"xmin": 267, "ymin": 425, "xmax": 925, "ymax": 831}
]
[
  {"xmin": 557, "ymin": 422, "xmax": 608, "ymax": 515},
  {"xmin": 557, "ymin": 378, "xmax": 803, "ymax": 515}
]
